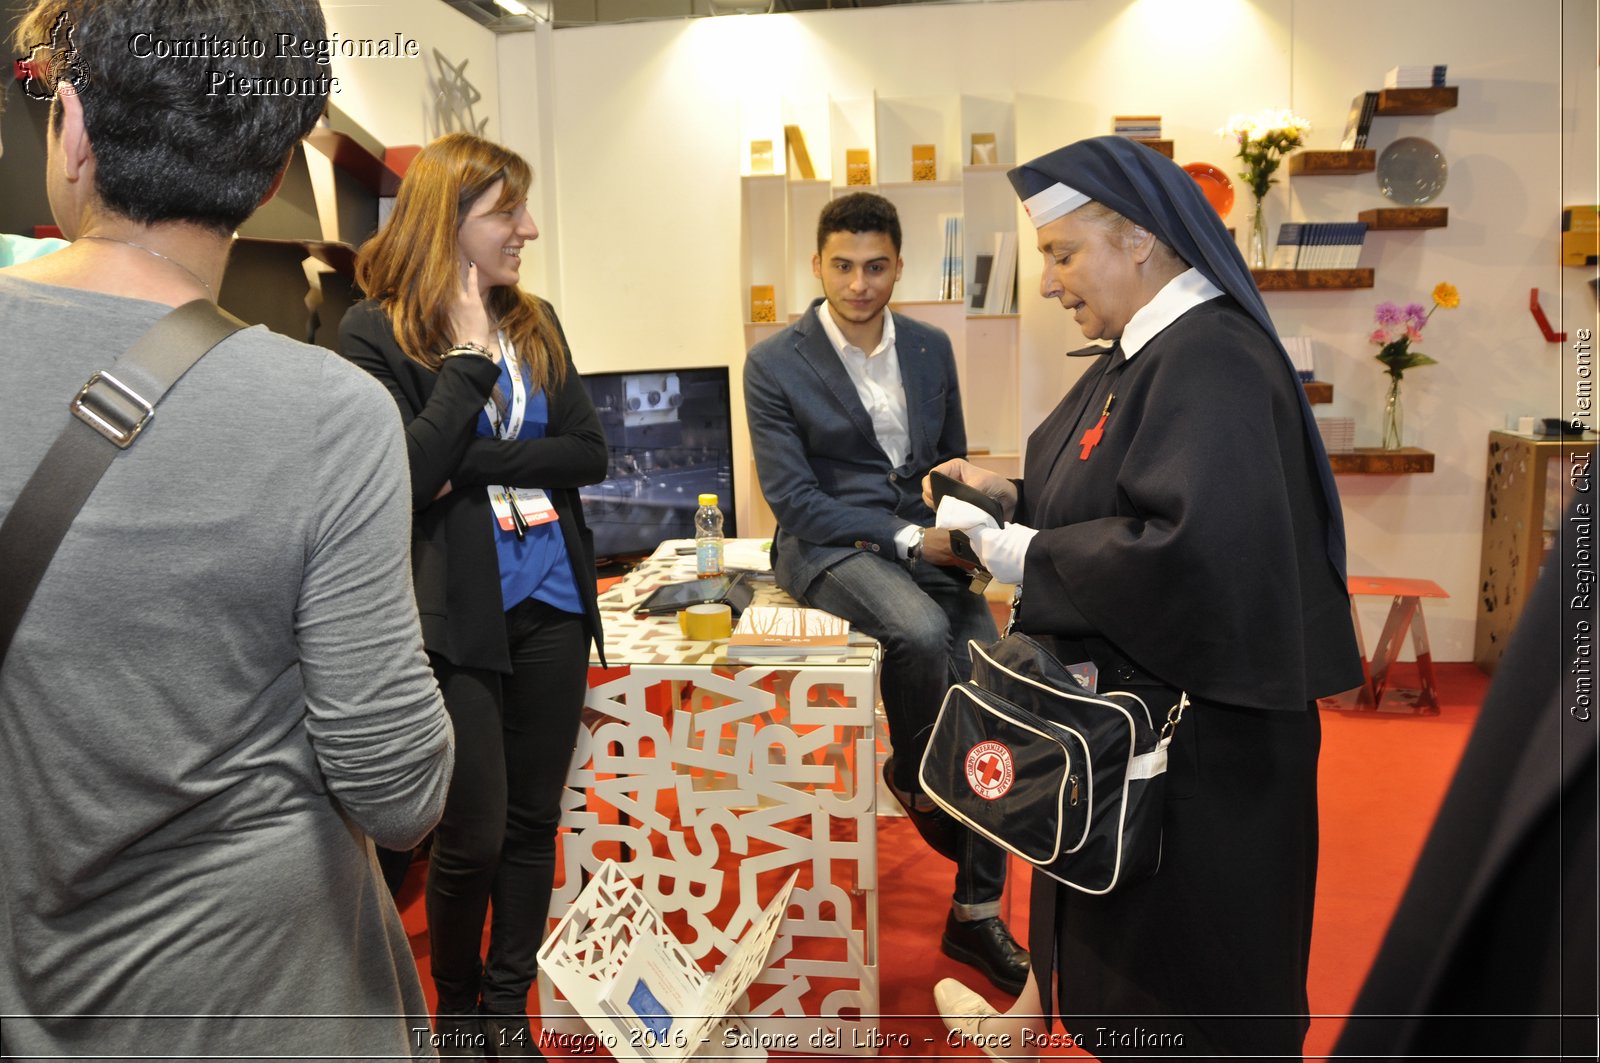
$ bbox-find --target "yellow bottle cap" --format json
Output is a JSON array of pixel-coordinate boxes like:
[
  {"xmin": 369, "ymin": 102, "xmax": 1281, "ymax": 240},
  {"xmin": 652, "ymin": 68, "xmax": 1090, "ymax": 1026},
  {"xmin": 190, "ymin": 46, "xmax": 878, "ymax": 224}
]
[{"xmin": 698, "ymin": 493, "xmax": 719, "ymax": 506}]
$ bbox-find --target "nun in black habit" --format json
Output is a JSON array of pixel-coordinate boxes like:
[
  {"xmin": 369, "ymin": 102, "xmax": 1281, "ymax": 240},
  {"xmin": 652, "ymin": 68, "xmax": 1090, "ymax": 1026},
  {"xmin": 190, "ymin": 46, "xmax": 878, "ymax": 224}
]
[{"xmin": 927, "ymin": 136, "xmax": 1363, "ymax": 1061}]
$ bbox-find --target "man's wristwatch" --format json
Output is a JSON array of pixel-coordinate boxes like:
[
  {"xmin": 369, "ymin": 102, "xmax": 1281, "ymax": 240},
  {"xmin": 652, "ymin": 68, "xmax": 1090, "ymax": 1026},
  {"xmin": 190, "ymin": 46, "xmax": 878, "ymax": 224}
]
[{"xmin": 907, "ymin": 527, "xmax": 926, "ymax": 563}]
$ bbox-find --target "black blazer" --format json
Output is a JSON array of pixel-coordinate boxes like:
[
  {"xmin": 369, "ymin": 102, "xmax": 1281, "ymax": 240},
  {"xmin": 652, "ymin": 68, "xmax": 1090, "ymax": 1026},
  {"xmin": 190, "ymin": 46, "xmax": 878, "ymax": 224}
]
[{"xmin": 339, "ymin": 298, "xmax": 608, "ymax": 672}]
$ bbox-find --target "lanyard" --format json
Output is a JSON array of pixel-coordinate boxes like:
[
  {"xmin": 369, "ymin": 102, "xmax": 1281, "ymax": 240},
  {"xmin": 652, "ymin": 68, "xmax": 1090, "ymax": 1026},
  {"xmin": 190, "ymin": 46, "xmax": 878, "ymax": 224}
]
[{"xmin": 483, "ymin": 330, "xmax": 526, "ymax": 441}]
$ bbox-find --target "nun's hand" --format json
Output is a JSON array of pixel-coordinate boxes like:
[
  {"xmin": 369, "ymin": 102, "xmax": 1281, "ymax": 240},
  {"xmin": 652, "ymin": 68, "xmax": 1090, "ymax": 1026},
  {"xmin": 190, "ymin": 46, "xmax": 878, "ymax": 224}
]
[
  {"xmin": 972, "ymin": 523, "xmax": 1038, "ymax": 585},
  {"xmin": 923, "ymin": 458, "xmax": 1018, "ymax": 520}
]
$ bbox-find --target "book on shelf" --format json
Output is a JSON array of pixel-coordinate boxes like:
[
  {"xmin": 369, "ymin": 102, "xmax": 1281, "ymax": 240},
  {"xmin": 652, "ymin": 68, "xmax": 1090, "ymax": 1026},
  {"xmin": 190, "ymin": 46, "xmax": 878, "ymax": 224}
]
[
  {"xmin": 727, "ymin": 606, "xmax": 850, "ymax": 658},
  {"xmin": 1384, "ymin": 64, "xmax": 1448, "ymax": 88},
  {"xmin": 749, "ymin": 284, "xmax": 776, "ymax": 323},
  {"xmin": 970, "ymin": 132, "xmax": 998, "ymax": 165},
  {"xmin": 1280, "ymin": 335, "xmax": 1316, "ymax": 381},
  {"xmin": 912, "ymin": 143, "xmax": 938, "ymax": 182},
  {"xmin": 845, "ymin": 148, "xmax": 871, "ymax": 186},
  {"xmin": 784, "ymin": 124, "xmax": 815, "ymax": 180},
  {"xmin": 938, "ymin": 213, "xmax": 963, "ymax": 301},
  {"xmin": 1111, "ymin": 114, "xmax": 1162, "ymax": 138},
  {"xmin": 981, "ymin": 230, "xmax": 1018, "ymax": 314},
  {"xmin": 1339, "ymin": 91, "xmax": 1380, "ymax": 150},
  {"xmin": 1269, "ymin": 222, "xmax": 1367, "ymax": 270},
  {"xmin": 1270, "ymin": 223, "xmax": 1304, "ymax": 270},
  {"xmin": 749, "ymin": 139, "xmax": 773, "ymax": 175},
  {"xmin": 969, "ymin": 253, "xmax": 994, "ymax": 311}
]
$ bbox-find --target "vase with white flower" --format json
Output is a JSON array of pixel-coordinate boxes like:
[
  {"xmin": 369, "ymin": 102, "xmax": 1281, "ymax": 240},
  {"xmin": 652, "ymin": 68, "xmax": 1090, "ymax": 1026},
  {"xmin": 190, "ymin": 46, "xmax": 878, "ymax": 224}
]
[
  {"xmin": 1370, "ymin": 282, "xmax": 1459, "ymax": 449},
  {"xmin": 1220, "ymin": 109, "xmax": 1311, "ymax": 268}
]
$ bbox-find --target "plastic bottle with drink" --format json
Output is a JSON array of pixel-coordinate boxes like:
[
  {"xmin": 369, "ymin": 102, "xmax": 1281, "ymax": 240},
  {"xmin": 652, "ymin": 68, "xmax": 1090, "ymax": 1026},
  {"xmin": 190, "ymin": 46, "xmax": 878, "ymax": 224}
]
[{"xmin": 694, "ymin": 493, "xmax": 724, "ymax": 579}]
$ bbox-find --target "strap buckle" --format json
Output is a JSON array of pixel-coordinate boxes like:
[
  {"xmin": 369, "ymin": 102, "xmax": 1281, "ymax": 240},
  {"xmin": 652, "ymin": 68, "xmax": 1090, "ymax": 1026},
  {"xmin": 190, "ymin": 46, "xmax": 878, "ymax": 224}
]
[
  {"xmin": 1159, "ymin": 692, "xmax": 1190, "ymax": 744},
  {"xmin": 70, "ymin": 371, "xmax": 154, "ymax": 448}
]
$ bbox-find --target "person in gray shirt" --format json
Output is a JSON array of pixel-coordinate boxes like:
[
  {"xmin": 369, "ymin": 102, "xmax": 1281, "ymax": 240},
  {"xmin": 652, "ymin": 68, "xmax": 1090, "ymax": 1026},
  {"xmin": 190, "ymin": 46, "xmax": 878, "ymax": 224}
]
[{"xmin": 0, "ymin": 2, "xmax": 453, "ymax": 1059}]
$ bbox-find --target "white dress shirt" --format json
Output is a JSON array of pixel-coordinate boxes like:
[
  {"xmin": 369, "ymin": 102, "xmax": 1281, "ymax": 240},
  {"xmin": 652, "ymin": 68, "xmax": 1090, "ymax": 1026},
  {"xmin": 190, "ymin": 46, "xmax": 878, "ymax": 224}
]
[{"xmin": 817, "ymin": 302, "xmax": 923, "ymax": 558}]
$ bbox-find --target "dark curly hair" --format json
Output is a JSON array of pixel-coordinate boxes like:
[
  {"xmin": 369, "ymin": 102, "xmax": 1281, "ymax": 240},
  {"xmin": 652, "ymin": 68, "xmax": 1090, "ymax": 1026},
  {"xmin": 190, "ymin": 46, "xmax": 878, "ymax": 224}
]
[
  {"xmin": 817, "ymin": 191, "xmax": 901, "ymax": 254},
  {"xmin": 14, "ymin": 0, "xmax": 328, "ymax": 233}
]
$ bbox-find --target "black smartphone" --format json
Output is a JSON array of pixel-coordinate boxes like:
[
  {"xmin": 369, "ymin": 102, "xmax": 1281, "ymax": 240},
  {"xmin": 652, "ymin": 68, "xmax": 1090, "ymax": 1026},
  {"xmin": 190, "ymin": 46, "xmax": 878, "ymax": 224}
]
[{"xmin": 947, "ymin": 529, "xmax": 984, "ymax": 568}]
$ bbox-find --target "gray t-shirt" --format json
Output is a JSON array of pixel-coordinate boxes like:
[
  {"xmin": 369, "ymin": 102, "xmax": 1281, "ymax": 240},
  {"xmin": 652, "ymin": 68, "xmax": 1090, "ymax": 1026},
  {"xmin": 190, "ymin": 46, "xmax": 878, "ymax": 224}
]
[{"xmin": 0, "ymin": 275, "xmax": 453, "ymax": 1060}]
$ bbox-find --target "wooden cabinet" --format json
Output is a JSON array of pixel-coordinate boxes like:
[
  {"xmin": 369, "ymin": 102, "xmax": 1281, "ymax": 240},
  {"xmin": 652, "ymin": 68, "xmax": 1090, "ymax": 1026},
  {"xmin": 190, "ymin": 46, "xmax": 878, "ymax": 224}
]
[{"xmin": 1474, "ymin": 430, "xmax": 1596, "ymax": 671}]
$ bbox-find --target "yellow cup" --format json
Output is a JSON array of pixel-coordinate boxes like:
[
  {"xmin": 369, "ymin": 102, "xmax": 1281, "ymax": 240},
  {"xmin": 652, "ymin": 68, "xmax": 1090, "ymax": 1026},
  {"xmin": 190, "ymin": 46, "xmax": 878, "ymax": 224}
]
[{"xmin": 677, "ymin": 603, "xmax": 733, "ymax": 640}]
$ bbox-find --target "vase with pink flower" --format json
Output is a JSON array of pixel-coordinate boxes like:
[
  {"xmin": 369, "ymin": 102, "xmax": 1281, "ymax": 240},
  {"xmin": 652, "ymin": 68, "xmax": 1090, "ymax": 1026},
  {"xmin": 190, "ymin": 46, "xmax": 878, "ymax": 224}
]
[{"xmin": 1370, "ymin": 282, "xmax": 1460, "ymax": 449}]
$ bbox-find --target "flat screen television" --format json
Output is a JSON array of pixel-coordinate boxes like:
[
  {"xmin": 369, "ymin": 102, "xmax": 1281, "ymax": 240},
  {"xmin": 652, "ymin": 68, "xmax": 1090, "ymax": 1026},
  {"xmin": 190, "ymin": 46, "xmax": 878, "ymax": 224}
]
[{"xmin": 577, "ymin": 366, "xmax": 737, "ymax": 561}]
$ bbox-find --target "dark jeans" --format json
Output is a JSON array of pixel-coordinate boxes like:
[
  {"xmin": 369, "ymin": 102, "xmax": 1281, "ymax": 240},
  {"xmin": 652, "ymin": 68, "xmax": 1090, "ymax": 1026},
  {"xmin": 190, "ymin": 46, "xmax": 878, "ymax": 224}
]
[
  {"xmin": 800, "ymin": 551, "xmax": 1008, "ymax": 914},
  {"xmin": 426, "ymin": 597, "xmax": 589, "ymax": 1016}
]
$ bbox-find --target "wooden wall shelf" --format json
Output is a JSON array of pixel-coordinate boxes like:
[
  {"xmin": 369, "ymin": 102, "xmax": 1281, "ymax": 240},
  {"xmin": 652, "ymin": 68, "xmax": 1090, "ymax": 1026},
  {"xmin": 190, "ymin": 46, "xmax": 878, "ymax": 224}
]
[
  {"xmin": 1328, "ymin": 447, "xmax": 1436, "ymax": 474},
  {"xmin": 1289, "ymin": 150, "xmax": 1375, "ymax": 176},
  {"xmin": 1375, "ymin": 87, "xmax": 1458, "ymax": 116},
  {"xmin": 1253, "ymin": 268, "xmax": 1375, "ymax": 291},
  {"xmin": 1303, "ymin": 380, "xmax": 1333, "ymax": 404},
  {"xmin": 1131, "ymin": 138, "xmax": 1173, "ymax": 158},
  {"xmin": 1357, "ymin": 207, "xmax": 1448, "ymax": 229}
]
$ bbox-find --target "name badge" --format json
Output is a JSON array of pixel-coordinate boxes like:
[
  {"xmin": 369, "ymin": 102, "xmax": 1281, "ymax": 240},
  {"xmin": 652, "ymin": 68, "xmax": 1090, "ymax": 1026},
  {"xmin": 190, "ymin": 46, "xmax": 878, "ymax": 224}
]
[{"xmin": 488, "ymin": 486, "xmax": 557, "ymax": 532}]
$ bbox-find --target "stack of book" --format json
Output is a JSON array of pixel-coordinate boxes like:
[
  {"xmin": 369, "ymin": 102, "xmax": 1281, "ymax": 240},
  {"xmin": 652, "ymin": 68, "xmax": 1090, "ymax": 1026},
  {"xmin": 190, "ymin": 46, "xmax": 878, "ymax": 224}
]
[
  {"xmin": 1112, "ymin": 115, "xmax": 1162, "ymax": 139},
  {"xmin": 1339, "ymin": 91, "xmax": 1381, "ymax": 150},
  {"xmin": 1316, "ymin": 417, "xmax": 1356, "ymax": 454},
  {"xmin": 938, "ymin": 214, "xmax": 964, "ymax": 301},
  {"xmin": 1385, "ymin": 64, "xmax": 1448, "ymax": 88},
  {"xmin": 727, "ymin": 606, "xmax": 850, "ymax": 659},
  {"xmin": 1280, "ymin": 335, "xmax": 1316, "ymax": 382},
  {"xmin": 969, "ymin": 231, "xmax": 1017, "ymax": 314},
  {"xmin": 1269, "ymin": 222, "xmax": 1368, "ymax": 270}
]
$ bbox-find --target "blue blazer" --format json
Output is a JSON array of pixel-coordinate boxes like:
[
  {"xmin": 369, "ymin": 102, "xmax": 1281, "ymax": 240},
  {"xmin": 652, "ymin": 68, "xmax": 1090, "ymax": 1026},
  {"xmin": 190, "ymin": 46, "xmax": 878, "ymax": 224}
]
[{"xmin": 744, "ymin": 299, "xmax": 968, "ymax": 597}]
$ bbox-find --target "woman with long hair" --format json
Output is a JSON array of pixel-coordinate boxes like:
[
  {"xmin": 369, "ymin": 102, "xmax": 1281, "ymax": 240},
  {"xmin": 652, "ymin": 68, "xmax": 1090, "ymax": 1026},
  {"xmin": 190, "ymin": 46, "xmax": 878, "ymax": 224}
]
[{"xmin": 341, "ymin": 132, "xmax": 607, "ymax": 1058}]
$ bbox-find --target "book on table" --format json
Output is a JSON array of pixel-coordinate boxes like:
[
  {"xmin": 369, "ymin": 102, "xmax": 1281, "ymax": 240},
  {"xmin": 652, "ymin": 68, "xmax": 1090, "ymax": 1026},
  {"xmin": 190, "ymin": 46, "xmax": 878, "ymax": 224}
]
[{"xmin": 727, "ymin": 606, "xmax": 849, "ymax": 657}]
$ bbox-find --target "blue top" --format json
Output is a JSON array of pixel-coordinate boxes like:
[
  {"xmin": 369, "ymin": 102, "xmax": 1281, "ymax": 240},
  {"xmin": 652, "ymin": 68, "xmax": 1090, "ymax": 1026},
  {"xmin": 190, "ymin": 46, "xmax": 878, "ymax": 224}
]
[{"xmin": 476, "ymin": 359, "xmax": 582, "ymax": 614}]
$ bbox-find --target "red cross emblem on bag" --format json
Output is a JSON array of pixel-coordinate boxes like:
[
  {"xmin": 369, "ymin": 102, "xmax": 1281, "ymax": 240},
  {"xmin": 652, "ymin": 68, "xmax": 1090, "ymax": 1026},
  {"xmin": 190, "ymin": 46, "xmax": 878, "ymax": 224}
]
[{"xmin": 965, "ymin": 741, "xmax": 1015, "ymax": 801}]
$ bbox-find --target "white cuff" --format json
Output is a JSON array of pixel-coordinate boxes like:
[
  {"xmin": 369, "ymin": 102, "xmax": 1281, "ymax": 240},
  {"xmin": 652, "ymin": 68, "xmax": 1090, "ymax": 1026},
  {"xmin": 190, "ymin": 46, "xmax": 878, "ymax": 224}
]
[
  {"xmin": 893, "ymin": 523, "xmax": 923, "ymax": 560},
  {"xmin": 972, "ymin": 523, "xmax": 1038, "ymax": 584},
  {"xmin": 935, "ymin": 495, "xmax": 1000, "ymax": 535}
]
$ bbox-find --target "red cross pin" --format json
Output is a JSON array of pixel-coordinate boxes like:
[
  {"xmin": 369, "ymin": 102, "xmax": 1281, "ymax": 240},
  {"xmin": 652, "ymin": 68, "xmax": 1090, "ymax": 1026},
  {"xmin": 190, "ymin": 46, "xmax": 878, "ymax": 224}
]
[{"xmin": 1079, "ymin": 392, "xmax": 1115, "ymax": 461}]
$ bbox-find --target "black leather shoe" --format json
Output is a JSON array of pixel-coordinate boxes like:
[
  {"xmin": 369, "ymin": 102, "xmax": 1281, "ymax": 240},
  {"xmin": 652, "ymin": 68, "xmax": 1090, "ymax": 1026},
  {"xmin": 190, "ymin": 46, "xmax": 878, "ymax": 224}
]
[
  {"xmin": 882, "ymin": 756, "xmax": 963, "ymax": 861},
  {"xmin": 940, "ymin": 912, "xmax": 1030, "ymax": 996}
]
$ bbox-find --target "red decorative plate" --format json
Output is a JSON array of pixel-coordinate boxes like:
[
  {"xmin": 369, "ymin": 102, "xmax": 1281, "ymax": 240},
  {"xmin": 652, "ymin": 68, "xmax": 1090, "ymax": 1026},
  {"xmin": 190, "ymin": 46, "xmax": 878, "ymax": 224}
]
[{"xmin": 1182, "ymin": 162, "xmax": 1235, "ymax": 220}]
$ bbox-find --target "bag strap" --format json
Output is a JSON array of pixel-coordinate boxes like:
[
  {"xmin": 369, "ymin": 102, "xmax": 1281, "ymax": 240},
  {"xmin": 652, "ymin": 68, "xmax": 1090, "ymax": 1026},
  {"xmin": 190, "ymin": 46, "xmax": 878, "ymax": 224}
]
[{"xmin": 0, "ymin": 299, "xmax": 246, "ymax": 670}]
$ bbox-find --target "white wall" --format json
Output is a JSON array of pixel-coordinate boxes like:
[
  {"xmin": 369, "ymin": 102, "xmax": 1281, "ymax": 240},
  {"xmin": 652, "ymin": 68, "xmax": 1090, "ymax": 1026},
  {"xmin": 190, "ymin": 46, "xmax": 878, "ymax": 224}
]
[
  {"xmin": 321, "ymin": 0, "xmax": 502, "ymax": 147},
  {"xmin": 473, "ymin": 0, "xmax": 1596, "ymax": 660}
]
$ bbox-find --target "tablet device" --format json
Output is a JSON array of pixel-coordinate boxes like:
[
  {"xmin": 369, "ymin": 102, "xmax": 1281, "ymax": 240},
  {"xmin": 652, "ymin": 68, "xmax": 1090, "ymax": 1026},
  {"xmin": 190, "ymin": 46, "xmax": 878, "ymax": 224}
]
[
  {"xmin": 633, "ymin": 573, "xmax": 755, "ymax": 618},
  {"xmin": 928, "ymin": 469, "xmax": 1005, "ymax": 527}
]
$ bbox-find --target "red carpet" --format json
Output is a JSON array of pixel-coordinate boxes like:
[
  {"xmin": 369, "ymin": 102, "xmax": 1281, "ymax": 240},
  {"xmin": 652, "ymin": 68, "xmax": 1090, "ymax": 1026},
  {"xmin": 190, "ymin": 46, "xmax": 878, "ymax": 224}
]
[{"xmin": 397, "ymin": 662, "xmax": 1487, "ymax": 1060}]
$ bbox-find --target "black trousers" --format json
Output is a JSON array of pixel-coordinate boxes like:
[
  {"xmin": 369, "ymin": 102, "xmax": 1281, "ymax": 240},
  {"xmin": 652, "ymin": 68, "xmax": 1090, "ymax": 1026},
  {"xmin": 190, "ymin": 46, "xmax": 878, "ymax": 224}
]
[{"xmin": 426, "ymin": 597, "xmax": 589, "ymax": 1016}]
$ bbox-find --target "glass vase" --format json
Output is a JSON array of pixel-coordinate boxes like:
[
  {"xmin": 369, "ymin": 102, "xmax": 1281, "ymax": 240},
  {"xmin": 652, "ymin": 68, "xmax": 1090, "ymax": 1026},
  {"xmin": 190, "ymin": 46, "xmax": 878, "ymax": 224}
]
[
  {"xmin": 1382, "ymin": 377, "xmax": 1404, "ymax": 450},
  {"xmin": 1248, "ymin": 196, "xmax": 1269, "ymax": 269}
]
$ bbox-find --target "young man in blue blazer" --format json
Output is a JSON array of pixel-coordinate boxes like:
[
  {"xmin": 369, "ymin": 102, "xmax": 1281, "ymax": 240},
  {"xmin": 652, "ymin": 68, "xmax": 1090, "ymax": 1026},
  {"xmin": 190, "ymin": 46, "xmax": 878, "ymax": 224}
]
[{"xmin": 744, "ymin": 193, "xmax": 1026, "ymax": 995}]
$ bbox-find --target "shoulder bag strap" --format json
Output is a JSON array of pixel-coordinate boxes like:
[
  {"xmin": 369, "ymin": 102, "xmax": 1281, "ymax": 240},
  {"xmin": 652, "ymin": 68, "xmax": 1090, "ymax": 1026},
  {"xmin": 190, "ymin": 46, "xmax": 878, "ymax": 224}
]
[{"xmin": 0, "ymin": 299, "xmax": 246, "ymax": 670}]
